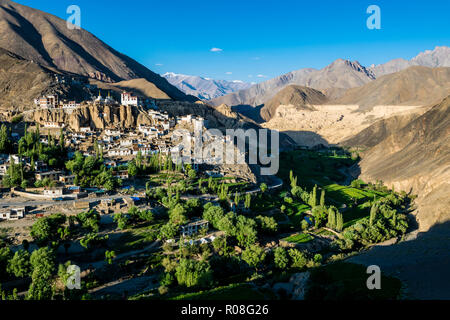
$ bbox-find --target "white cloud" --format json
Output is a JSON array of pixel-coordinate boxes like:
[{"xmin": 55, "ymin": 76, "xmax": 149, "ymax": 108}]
[
  {"xmin": 257, "ymin": 74, "xmax": 267, "ymax": 78},
  {"xmin": 155, "ymin": 63, "xmax": 163, "ymax": 66},
  {"xmin": 248, "ymin": 75, "xmax": 253, "ymax": 78},
  {"xmin": 210, "ymin": 47, "xmax": 223, "ymax": 52},
  {"xmin": 225, "ymin": 71, "xmax": 232, "ymax": 75}
]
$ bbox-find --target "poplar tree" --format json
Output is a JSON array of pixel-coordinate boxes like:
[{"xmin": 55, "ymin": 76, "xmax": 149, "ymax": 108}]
[
  {"xmin": 369, "ymin": 203, "xmax": 378, "ymax": 226},
  {"xmin": 336, "ymin": 212, "xmax": 344, "ymax": 232},
  {"xmin": 320, "ymin": 189, "xmax": 326, "ymax": 207},
  {"xmin": 327, "ymin": 207, "xmax": 336, "ymax": 229}
]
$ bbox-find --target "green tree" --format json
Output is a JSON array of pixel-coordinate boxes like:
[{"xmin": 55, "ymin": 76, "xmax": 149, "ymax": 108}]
[
  {"xmin": 256, "ymin": 215, "xmax": 278, "ymax": 234},
  {"xmin": 0, "ymin": 247, "xmax": 12, "ymax": 280},
  {"xmin": 105, "ymin": 250, "xmax": 116, "ymax": 265},
  {"xmin": 0, "ymin": 124, "xmax": 12, "ymax": 154},
  {"xmin": 187, "ymin": 169, "xmax": 197, "ymax": 179},
  {"xmin": 288, "ymin": 249, "xmax": 308, "ymax": 269},
  {"xmin": 260, "ymin": 183, "xmax": 268, "ymax": 194},
  {"xmin": 235, "ymin": 216, "xmax": 258, "ymax": 247},
  {"xmin": 336, "ymin": 212, "xmax": 344, "ymax": 232},
  {"xmin": 128, "ymin": 160, "xmax": 138, "ymax": 177},
  {"xmin": 159, "ymin": 222, "xmax": 178, "ymax": 240},
  {"xmin": 7, "ymin": 250, "xmax": 31, "ymax": 278},
  {"xmin": 175, "ymin": 259, "xmax": 213, "ymax": 288},
  {"xmin": 327, "ymin": 207, "xmax": 336, "ymax": 230},
  {"xmin": 273, "ymin": 247, "xmax": 288, "ymax": 269},
  {"xmin": 309, "ymin": 185, "xmax": 318, "ymax": 207},
  {"xmin": 320, "ymin": 189, "xmax": 326, "ymax": 207},
  {"xmin": 27, "ymin": 247, "xmax": 55, "ymax": 300},
  {"xmin": 244, "ymin": 193, "xmax": 251, "ymax": 209},
  {"xmin": 241, "ymin": 244, "xmax": 266, "ymax": 271},
  {"xmin": 370, "ymin": 203, "xmax": 379, "ymax": 226}
]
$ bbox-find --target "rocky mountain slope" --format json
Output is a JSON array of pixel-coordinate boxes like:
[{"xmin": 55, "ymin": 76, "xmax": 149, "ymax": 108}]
[
  {"xmin": 358, "ymin": 95, "xmax": 450, "ymax": 231},
  {"xmin": 369, "ymin": 46, "xmax": 450, "ymax": 77},
  {"xmin": 0, "ymin": 47, "xmax": 55, "ymax": 109},
  {"xmin": 260, "ymin": 85, "xmax": 327, "ymax": 121},
  {"xmin": 0, "ymin": 0, "xmax": 193, "ymax": 101},
  {"xmin": 334, "ymin": 66, "xmax": 450, "ymax": 109},
  {"xmin": 163, "ymin": 72, "xmax": 251, "ymax": 100},
  {"xmin": 0, "ymin": 47, "xmax": 96, "ymax": 111},
  {"xmin": 210, "ymin": 59, "xmax": 374, "ymax": 108},
  {"xmin": 210, "ymin": 47, "xmax": 450, "ymax": 121}
]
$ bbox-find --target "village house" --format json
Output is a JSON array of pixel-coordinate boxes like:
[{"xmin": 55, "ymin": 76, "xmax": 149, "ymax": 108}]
[
  {"xmin": 43, "ymin": 187, "xmax": 64, "ymax": 197},
  {"xmin": 35, "ymin": 171, "xmax": 63, "ymax": 181},
  {"xmin": 113, "ymin": 170, "xmax": 129, "ymax": 180},
  {"xmin": 59, "ymin": 175, "xmax": 75, "ymax": 185},
  {"xmin": 62, "ymin": 101, "xmax": 81, "ymax": 109},
  {"xmin": 0, "ymin": 208, "xmax": 27, "ymax": 221},
  {"xmin": 0, "ymin": 163, "xmax": 9, "ymax": 176},
  {"xmin": 42, "ymin": 121, "xmax": 65, "ymax": 129},
  {"xmin": 180, "ymin": 220, "xmax": 209, "ymax": 237}
]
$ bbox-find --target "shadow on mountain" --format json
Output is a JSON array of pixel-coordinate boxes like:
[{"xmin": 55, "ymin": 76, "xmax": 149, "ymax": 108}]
[
  {"xmin": 348, "ymin": 220, "xmax": 450, "ymax": 299},
  {"xmin": 282, "ymin": 130, "xmax": 331, "ymax": 148},
  {"xmin": 231, "ymin": 104, "xmax": 265, "ymax": 123}
]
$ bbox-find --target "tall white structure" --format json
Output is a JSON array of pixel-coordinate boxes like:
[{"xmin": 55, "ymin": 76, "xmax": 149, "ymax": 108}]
[{"xmin": 121, "ymin": 92, "xmax": 141, "ymax": 106}]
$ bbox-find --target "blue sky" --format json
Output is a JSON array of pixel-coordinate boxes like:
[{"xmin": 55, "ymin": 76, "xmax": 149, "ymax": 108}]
[{"xmin": 16, "ymin": 0, "xmax": 450, "ymax": 83}]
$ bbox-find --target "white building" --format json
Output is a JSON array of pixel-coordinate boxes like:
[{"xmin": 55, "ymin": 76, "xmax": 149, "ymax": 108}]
[
  {"xmin": 121, "ymin": 92, "xmax": 141, "ymax": 106},
  {"xmin": 0, "ymin": 208, "xmax": 26, "ymax": 221},
  {"xmin": 43, "ymin": 122, "xmax": 65, "ymax": 129},
  {"xmin": 44, "ymin": 188, "xmax": 64, "ymax": 197},
  {"xmin": 62, "ymin": 101, "xmax": 81, "ymax": 109},
  {"xmin": 35, "ymin": 95, "xmax": 59, "ymax": 108}
]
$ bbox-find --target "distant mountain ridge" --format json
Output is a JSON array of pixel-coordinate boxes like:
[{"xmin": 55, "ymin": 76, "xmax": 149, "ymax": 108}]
[
  {"xmin": 210, "ymin": 46, "xmax": 450, "ymax": 112},
  {"xmin": 369, "ymin": 46, "xmax": 450, "ymax": 77},
  {"xmin": 0, "ymin": 0, "xmax": 194, "ymax": 101},
  {"xmin": 334, "ymin": 66, "xmax": 450, "ymax": 109},
  {"xmin": 210, "ymin": 59, "xmax": 375, "ymax": 108},
  {"xmin": 162, "ymin": 72, "xmax": 251, "ymax": 100}
]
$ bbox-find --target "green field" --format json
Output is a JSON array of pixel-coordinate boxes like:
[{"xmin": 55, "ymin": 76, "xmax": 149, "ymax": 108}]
[{"xmin": 282, "ymin": 233, "xmax": 314, "ymax": 244}]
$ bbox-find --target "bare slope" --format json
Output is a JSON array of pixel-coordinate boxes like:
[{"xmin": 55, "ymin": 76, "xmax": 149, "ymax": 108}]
[
  {"xmin": 210, "ymin": 59, "xmax": 374, "ymax": 108},
  {"xmin": 334, "ymin": 66, "xmax": 450, "ymax": 109},
  {"xmin": 359, "ymin": 95, "xmax": 450, "ymax": 230},
  {"xmin": 0, "ymin": 0, "xmax": 192, "ymax": 101},
  {"xmin": 260, "ymin": 85, "xmax": 327, "ymax": 121}
]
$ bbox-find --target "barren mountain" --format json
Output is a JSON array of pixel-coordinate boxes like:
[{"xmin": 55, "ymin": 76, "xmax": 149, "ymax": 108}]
[
  {"xmin": 163, "ymin": 72, "xmax": 251, "ymax": 100},
  {"xmin": 210, "ymin": 59, "xmax": 374, "ymax": 108},
  {"xmin": 334, "ymin": 66, "xmax": 450, "ymax": 109},
  {"xmin": 0, "ymin": 47, "xmax": 54, "ymax": 109},
  {"xmin": 260, "ymin": 85, "xmax": 327, "ymax": 121},
  {"xmin": 340, "ymin": 112, "xmax": 423, "ymax": 149},
  {"xmin": 358, "ymin": 95, "xmax": 450, "ymax": 231},
  {"xmin": 0, "ymin": 47, "xmax": 95, "ymax": 111},
  {"xmin": 0, "ymin": 0, "xmax": 193, "ymax": 101},
  {"xmin": 370, "ymin": 46, "xmax": 450, "ymax": 77}
]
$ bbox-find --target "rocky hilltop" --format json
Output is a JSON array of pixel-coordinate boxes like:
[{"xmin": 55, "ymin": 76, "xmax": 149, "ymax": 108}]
[
  {"xmin": 0, "ymin": 0, "xmax": 193, "ymax": 101},
  {"xmin": 357, "ymin": 95, "xmax": 450, "ymax": 231},
  {"xmin": 260, "ymin": 85, "xmax": 327, "ymax": 121},
  {"xmin": 31, "ymin": 104, "xmax": 154, "ymax": 131},
  {"xmin": 210, "ymin": 59, "xmax": 373, "ymax": 108}
]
